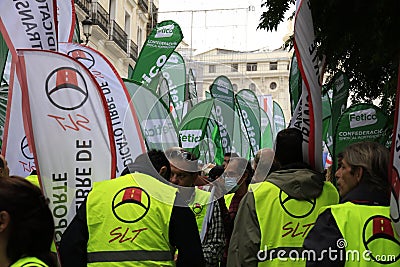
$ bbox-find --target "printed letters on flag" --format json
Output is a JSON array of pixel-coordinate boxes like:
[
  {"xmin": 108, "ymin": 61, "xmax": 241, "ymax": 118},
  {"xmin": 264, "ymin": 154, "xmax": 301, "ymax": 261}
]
[{"xmin": 16, "ymin": 49, "xmax": 116, "ymax": 245}]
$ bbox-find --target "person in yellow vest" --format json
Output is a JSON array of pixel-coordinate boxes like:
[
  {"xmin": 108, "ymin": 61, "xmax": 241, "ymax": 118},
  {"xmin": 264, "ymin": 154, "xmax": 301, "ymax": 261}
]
[
  {"xmin": 227, "ymin": 128, "xmax": 340, "ymax": 266},
  {"xmin": 59, "ymin": 150, "xmax": 205, "ymax": 267},
  {"xmin": 304, "ymin": 141, "xmax": 400, "ymax": 266},
  {"xmin": 0, "ymin": 176, "xmax": 56, "ymax": 267},
  {"xmin": 166, "ymin": 147, "xmax": 225, "ymax": 267}
]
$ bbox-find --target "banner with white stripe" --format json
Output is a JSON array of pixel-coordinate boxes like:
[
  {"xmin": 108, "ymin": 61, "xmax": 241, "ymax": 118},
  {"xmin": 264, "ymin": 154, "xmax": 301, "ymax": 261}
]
[
  {"xmin": 290, "ymin": 0, "xmax": 323, "ymax": 172},
  {"xmin": 16, "ymin": 49, "xmax": 116, "ymax": 244},
  {"xmin": 59, "ymin": 43, "xmax": 145, "ymax": 175}
]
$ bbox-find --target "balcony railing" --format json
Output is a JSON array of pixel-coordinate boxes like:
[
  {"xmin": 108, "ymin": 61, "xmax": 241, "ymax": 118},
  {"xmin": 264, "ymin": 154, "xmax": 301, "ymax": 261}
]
[
  {"xmin": 139, "ymin": 0, "xmax": 148, "ymax": 13},
  {"xmin": 110, "ymin": 20, "xmax": 128, "ymax": 53},
  {"xmin": 74, "ymin": 0, "xmax": 91, "ymax": 15},
  {"xmin": 92, "ymin": 2, "xmax": 109, "ymax": 35},
  {"xmin": 128, "ymin": 40, "xmax": 138, "ymax": 61}
]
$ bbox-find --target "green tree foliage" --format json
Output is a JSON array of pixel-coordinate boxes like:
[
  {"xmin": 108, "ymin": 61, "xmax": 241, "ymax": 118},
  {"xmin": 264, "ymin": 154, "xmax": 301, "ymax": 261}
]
[{"xmin": 258, "ymin": 0, "xmax": 400, "ymax": 112}]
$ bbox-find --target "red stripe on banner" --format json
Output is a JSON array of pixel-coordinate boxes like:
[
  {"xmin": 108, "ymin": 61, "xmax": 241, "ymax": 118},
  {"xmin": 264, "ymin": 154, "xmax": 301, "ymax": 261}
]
[
  {"xmin": 1, "ymin": 61, "xmax": 16, "ymax": 156},
  {"xmin": 293, "ymin": 41, "xmax": 316, "ymax": 170},
  {"xmin": 68, "ymin": 0, "xmax": 76, "ymax": 42},
  {"xmin": 83, "ymin": 45, "xmax": 146, "ymax": 153},
  {"xmin": 70, "ymin": 50, "xmax": 87, "ymax": 59},
  {"xmin": 0, "ymin": 19, "xmax": 17, "ymax": 58},
  {"xmin": 56, "ymin": 69, "xmax": 78, "ymax": 88}
]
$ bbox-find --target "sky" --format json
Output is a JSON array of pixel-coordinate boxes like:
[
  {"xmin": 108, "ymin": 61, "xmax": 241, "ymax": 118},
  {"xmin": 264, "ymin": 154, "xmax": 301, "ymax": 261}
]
[{"xmin": 158, "ymin": 0, "xmax": 295, "ymax": 54}]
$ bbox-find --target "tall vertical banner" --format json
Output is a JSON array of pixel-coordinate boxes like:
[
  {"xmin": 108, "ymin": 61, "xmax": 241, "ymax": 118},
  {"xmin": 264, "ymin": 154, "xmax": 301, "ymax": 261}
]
[
  {"xmin": 187, "ymin": 68, "xmax": 198, "ymax": 108},
  {"xmin": 160, "ymin": 51, "xmax": 186, "ymax": 121},
  {"xmin": 390, "ymin": 63, "xmax": 400, "ymax": 236},
  {"xmin": 0, "ymin": 0, "xmax": 58, "ymax": 56},
  {"xmin": 334, "ymin": 103, "xmax": 389, "ymax": 171},
  {"xmin": 289, "ymin": 53, "xmax": 302, "ymax": 116},
  {"xmin": 17, "ymin": 49, "xmax": 116, "ymax": 244},
  {"xmin": 57, "ymin": 0, "xmax": 76, "ymax": 42},
  {"xmin": 2, "ymin": 63, "xmax": 36, "ymax": 177},
  {"xmin": 273, "ymin": 101, "xmax": 286, "ymax": 137},
  {"xmin": 290, "ymin": 0, "xmax": 323, "ymax": 172},
  {"xmin": 59, "ymin": 43, "xmax": 145, "ymax": 175},
  {"xmin": 125, "ymin": 80, "xmax": 179, "ymax": 150},
  {"xmin": 260, "ymin": 108, "xmax": 274, "ymax": 149},
  {"xmin": 178, "ymin": 99, "xmax": 214, "ymax": 159},
  {"xmin": 210, "ymin": 76, "xmax": 235, "ymax": 154},
  {"xmin": 129, "ymin": 20, "xmax": 183, "ymax": 91},
  {"xmin": 236, "ymin": 89, "xmax": 261, "ymax": 157}
]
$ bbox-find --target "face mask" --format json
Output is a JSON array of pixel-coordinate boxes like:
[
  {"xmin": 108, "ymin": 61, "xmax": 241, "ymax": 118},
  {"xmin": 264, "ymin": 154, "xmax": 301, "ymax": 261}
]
[{"xmin": 225, "ymin": 177, "xmax": 240, "ymax": 193}]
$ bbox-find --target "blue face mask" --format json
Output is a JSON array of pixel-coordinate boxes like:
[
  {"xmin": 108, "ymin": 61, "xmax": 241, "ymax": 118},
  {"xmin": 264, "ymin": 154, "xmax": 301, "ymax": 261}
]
[{"xmin": 224, "ymin": 177, "xmax": 240, "ymax": 193}]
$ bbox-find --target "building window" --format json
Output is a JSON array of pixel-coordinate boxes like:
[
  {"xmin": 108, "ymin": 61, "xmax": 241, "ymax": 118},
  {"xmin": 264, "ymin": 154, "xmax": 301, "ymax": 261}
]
[
  {"xmin": 270, "ymin": 82, "xmax": 277, "ymax": 90},
  {"xmin": 249, "ymin": 83, "xmax": 256, "ymax": 91},
  {"xmin": 209, "ymin": 65, "xmax": 216, "ymax": 73},
  {"xmin": 246, "ymin": 63, "xmax": 257, "ymax": 71},
  {"xmin": 232, "ymin": 84, "xmax": 238, "ymax": 92},
  {"xmin": 270, "ymin": 62, "xmax": 278, "ymax": 70},
  {"xmin": 231, "ymin": 63, "xmax": 238, "ymax": 72}
]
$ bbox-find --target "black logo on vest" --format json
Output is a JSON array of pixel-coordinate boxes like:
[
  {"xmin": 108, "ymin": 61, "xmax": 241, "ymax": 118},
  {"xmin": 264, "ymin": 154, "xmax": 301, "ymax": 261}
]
[
  {"xmin": 45, "ymin": 67, "xmax": 88, "ymax": 111},
  {"xmin": 112, "ymin": 186, "xmax": 150, "ymax": 223},
  {"xmin": 192, "ymin": 203, "xmax": 203, "ymax": 215},
  {"xmin": 67, "ymin": 49, "xmax": 95, "ymax": 70},
  {"xmin": 362, "ymin": 215, "xmax": 400, "ymax": 264},
  {"xmin": 279, "ymin": 190, "xmax": 316, "ymax": 218}
]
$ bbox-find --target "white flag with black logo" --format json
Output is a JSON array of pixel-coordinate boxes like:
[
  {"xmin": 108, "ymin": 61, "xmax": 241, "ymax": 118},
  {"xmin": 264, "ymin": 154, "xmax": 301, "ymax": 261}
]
[{"xmin": 16, "ymin": 49, "xmax": 116, "ymax": 244}]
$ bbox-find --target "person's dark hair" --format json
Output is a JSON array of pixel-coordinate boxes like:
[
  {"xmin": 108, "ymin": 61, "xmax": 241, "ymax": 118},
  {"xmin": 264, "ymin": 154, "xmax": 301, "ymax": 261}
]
[
  {"xmin": 0, "ymin": 176, "xmax": 56, "ymax": 266},
  {"xmin": 224, "ymin": 152, "xmax": 239, "ymax": 158},
  {"xmin": 208, "ymin": 165, "xmax": 225, "ymax": 181},
  {"xmin": 121, "ymin": 150, "xmax": 171, "ymax": 180},
  {"xmin": 342, "ymin": 142, "xmax": 389, "ymax": 193},
  {"xmin": 274, "ymin": 128, "xmax": 304, "ymax": 168},
  {"xmin": 0, "ymin": 155, "xmax": 4, "ymax": 169}
]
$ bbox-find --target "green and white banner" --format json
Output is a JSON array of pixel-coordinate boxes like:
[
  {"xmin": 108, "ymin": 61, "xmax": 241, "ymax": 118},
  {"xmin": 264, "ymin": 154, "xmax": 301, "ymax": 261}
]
[
  {"xmin": 210, "ymin": 75, "xmax": 235, "ymax": 154},
  {"xmin": 179, "ymin": 99, "xmax": 214, "ymax": 159},
  {"xmin": 289, "ymin": 52, "xmax": 302, "ymax": 116},
  {"xmin": 124, "ymin": 80, "xmax": 179, "ymax": 151},
  {"xmin": 273, "ymin": 101, "xmax": 286, "ymax": 138},
  {"xmin": 129, "ymin": 20, "xmax": 183, "ymax": 91},
  {"xmin": 334, "ymin": 103, "xmax": 389, "ymax": 169},
  {"xmin": 236, "ymin": 89, "xmax": 261, "ymax": 157},
  {"xmin": 260, "ymin": 108, "xmax": 274, "ymax": 149},
  {"xmin": 160, "ymin": 51, "xmax": 186, "ymax": 121},
  {"xmin": 187, "ymin": 68, "xmax": 198, "ymax": 109}
]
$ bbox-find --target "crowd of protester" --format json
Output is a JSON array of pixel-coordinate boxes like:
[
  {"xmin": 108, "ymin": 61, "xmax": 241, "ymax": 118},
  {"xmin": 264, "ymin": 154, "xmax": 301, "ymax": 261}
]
[{"xmin": 0, "ymin": 128, "xmax": 399, "ymax": 266}]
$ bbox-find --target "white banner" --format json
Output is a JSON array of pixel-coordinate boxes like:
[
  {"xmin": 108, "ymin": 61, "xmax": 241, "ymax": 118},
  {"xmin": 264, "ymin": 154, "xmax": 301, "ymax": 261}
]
[
  {"xmin": 2, "ymin": 62, "xmax": 36, "ymax": 177},
  {"xmin": 57, "ymin": 0, "xmax": 75, "ymax": 42},
  {"xmin": 17, "ymin": 49, "xmax": 116, "ymax": 244},
  {"xmin": 0, "ymin": 0, "xmax": 57, "ymax": 55},
  {"xmin": 291, "ymin": 0, "xmax": 323, "ymax": 172},
  {"xmin": 59, "ymin": 43, "xmax": 145, "ymax": 175}
]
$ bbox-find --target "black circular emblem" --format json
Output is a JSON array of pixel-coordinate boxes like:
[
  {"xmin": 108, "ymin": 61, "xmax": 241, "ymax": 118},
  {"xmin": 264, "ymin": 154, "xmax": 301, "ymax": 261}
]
[
  {"xmin": 45, "ymin": 67, "xmax": 88, "ymax": 111},
  {"xmin": 67, "ymin": 49, "xmax": 95, "ymax": 69},
  {"xmin": 20, "ymin": 136, "xmax": 34, "ymax": 160},
  {"xmin": 279, "ymin": 190, "xmax": 316, "ymax": 218},
  {"xmin": 112, "ymin": 186, "xmax": 150, "ymax": 223},
  {"xmin": 192, "ymin": 203, "xmax": 203, "ymax": 215},
  {"xmin": 362, "ymin": 215, "xmax": 400, "ymax": 264}
]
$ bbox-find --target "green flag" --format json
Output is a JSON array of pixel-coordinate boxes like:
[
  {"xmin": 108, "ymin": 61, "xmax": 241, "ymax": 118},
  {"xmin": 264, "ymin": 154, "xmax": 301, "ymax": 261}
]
[
  {"xmin": 124, "ymin": 79, "xmax": 179, "ymax": 150},
  {"xmin": 210, "ymin": 76, "xmax": 235, "ymax": 154},
  {"xmin": 187, "ymin": 68, "xmax": 198, "ymax": 108},
  {"xmin": 179, "ymin": 99, "xmax": 214, "ymax": 160},
  {"xmin": 289, "ymin": 53, "xmax": 302, "ymax": 116},
  {"xmin": 333, "ymin": 103, "xmax": 390, "ymax": 170},
  {"xmin": 129, "ymin": 20, "xmax": 183, "ymax": 91},
  {"xmin": 273, "ymin": 101, "xmax": 286, "ymax": 138},
  {"xmin": 236, "ymin": 89, "xmax": 261, "ymax": 157},
  {"xmin": 260, "ymin": 108, "xmax": 274, "ymax": 149},
  {"xmin": 159, "ymin": 51, "xmax": 185, "ymax": 122},
  {"xmin": 0, "ymin": 34, "xmax": 9, "ymax": 85}
]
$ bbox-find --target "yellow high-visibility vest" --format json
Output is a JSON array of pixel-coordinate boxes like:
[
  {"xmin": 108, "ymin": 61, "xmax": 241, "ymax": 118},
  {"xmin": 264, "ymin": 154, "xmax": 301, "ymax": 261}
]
[
  {"xmin": 87, "ymin": 173, "xmax": 177, "ymax": 267},
  {"xmin": 329, "ymin": 202, "xmax": 400, "ymax": 267},
  {"xmin": 250, "ymin": 181, "xmax": 339, "ymax": 266}
]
